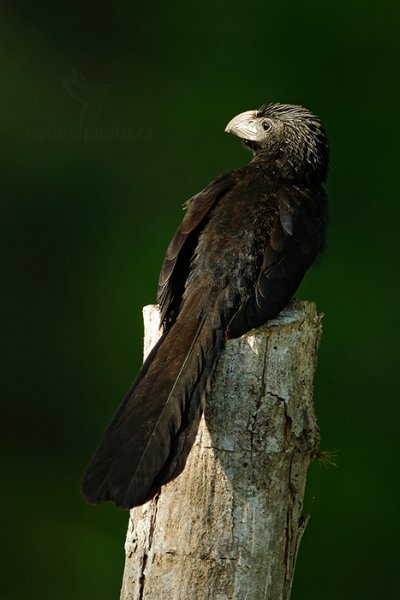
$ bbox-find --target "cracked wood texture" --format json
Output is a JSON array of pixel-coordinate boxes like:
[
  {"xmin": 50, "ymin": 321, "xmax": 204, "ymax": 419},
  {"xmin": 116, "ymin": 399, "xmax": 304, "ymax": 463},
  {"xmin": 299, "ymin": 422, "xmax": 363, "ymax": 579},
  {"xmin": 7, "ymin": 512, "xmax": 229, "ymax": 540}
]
[{"xmin": 120, "ymin": 300, "xmax": 322, "ymax": 600}]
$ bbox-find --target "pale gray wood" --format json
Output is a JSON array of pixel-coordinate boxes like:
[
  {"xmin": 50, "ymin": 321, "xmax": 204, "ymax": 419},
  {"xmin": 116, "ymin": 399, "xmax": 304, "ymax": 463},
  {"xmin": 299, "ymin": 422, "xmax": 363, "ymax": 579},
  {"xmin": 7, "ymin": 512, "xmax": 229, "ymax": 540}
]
[{"xmin": 121, "ymin": 300, "xmax": 322, "ymax": 600}]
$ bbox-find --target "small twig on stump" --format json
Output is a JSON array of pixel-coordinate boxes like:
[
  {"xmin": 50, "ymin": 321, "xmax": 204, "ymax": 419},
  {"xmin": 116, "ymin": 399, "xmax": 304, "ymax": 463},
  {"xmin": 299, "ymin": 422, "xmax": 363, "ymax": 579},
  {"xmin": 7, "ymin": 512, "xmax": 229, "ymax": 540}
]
[{"xmin": 121, "ymin": 300, "xmax": 322, "ymax": 600}]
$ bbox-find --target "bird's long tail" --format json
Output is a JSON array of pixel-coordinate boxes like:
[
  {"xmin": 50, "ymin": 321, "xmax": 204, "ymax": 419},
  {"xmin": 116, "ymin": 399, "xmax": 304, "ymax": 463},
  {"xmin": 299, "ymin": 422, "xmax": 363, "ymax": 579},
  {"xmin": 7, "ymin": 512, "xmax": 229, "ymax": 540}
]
[{"xmin": 81, "ymin": 296, "xmax": 224, "ymax": 509}]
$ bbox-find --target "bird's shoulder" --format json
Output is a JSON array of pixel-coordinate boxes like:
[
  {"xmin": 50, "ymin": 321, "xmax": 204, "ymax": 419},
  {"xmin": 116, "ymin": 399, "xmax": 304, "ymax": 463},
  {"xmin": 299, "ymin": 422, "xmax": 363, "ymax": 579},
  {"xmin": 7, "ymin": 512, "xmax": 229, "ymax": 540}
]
[{"xmin": 157, "ymin": 169, "xmax": 237, "ymax": 326}]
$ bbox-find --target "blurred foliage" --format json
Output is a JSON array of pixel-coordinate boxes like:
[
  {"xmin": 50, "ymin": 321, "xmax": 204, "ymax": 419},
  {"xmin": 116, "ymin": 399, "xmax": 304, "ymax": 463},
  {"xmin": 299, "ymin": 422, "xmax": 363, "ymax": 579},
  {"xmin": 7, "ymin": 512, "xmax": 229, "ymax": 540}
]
[{"xmin": 1, "ymin": 1, "xmax": 399, "ymax": 598}]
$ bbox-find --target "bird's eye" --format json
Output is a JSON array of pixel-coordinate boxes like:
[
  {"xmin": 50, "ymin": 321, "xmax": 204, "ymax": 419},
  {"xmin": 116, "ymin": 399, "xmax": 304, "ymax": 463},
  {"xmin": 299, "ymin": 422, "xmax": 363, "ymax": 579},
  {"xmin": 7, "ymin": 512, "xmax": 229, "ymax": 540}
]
[{"xmin": 262, "ymin": 120, "xmax": 271, "ymax": 132}]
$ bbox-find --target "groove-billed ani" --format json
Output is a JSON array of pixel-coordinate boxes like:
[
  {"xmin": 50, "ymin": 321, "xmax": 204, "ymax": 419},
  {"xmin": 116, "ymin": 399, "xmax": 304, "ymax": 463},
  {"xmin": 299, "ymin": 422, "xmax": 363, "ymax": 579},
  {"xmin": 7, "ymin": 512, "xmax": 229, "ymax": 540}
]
[{"xmin": 82, "ymin": 103, "xmax": 329, "ymax": 509}]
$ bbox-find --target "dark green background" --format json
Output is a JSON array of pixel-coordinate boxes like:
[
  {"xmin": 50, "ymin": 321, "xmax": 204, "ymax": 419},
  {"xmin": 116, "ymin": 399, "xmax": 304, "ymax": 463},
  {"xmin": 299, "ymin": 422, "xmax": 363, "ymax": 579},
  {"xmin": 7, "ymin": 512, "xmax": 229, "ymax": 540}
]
[{"xmin": 2, "ymin": 1, "xmax": 399, "ymax": 598}]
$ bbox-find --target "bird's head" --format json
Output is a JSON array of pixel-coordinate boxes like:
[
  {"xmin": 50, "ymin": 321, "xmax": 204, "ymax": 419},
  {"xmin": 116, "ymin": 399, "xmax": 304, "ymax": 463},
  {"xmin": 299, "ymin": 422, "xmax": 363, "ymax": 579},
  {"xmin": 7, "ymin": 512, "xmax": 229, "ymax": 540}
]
[{"xmin": 225, "ymin": 103, "xmax": 329, "ymax": 182}]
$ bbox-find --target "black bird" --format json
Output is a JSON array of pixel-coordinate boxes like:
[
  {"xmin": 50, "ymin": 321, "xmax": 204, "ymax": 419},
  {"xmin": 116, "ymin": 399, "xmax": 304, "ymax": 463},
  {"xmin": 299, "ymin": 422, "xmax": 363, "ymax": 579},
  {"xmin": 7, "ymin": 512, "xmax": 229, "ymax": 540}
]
[{"xmin": 82, "ymin": 103, "xmax": 329, "ymax": 509}]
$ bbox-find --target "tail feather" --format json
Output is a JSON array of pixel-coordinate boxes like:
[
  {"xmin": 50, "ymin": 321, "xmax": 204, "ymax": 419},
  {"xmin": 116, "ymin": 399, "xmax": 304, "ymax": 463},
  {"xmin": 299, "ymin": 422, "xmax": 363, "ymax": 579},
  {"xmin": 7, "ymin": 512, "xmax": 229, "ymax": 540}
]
[
  {"xmin": 81, "ymin": 302, "xmax": 224, "ymax": 509},
  {"xmin": 150, "ymin": 327, "xmax": 224, "ymax": 490}
]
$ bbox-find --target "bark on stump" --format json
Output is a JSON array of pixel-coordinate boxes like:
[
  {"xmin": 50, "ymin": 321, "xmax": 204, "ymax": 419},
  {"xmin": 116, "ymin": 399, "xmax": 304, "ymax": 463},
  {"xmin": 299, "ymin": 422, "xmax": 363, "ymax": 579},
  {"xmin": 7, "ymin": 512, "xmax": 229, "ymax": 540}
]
[{"xmin": 121, "ymin": 300, "xmax": 322, "ymax": 600}]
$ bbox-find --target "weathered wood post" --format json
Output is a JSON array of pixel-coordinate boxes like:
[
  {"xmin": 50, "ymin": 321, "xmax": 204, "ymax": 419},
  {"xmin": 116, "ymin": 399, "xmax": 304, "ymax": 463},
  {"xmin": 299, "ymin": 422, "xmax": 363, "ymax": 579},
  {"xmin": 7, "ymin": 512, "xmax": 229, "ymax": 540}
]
[{"xmin": 121, "ymin": 300, "xmax": 322, "ymax": 600}]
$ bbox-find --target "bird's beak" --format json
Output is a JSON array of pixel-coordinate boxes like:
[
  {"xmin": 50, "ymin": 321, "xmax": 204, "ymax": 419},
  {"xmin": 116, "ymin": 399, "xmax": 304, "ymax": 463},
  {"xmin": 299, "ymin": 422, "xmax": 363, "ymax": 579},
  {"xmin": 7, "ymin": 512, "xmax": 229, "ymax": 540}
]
[{"xmin": 225, "ymin": 110, "xmax": 260, "ymax": 141}]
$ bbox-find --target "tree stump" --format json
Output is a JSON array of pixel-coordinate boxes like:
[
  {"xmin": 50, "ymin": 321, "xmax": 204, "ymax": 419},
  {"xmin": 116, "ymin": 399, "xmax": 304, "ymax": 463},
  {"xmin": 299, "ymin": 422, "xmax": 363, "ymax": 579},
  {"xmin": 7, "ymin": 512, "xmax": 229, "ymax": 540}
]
[{"xmin": 121, "ymin": 300, "xmax": 322, "ymax": 600}]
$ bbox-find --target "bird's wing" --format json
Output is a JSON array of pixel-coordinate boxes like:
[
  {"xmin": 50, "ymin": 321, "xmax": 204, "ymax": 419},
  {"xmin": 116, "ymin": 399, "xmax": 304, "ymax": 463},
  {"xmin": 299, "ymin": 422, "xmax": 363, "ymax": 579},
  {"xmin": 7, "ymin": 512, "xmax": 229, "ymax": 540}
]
[
  {"xmin": 157, "ymin": 172, "xmax": 235, "ymax": 327},
  {"xmin": 227, "ymin": 186, "xmax": 328, "ymax": 339}
]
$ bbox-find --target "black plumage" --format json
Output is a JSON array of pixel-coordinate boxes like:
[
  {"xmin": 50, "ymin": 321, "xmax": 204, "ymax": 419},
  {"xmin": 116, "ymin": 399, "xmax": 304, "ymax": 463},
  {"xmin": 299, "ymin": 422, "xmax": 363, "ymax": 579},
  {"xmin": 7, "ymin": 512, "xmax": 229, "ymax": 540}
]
[{"xmin": 82, "ymin": 103, "xmax": 329, "ymax": 509}]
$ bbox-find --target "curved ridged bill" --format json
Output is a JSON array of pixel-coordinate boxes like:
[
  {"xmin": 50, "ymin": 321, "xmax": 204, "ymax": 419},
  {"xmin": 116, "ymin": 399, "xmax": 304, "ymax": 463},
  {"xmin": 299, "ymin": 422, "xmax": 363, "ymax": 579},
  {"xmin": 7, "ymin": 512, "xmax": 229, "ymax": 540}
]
[{"xmin": 225, "ymin": 110, "xmax": 259, "ymax": 141}]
